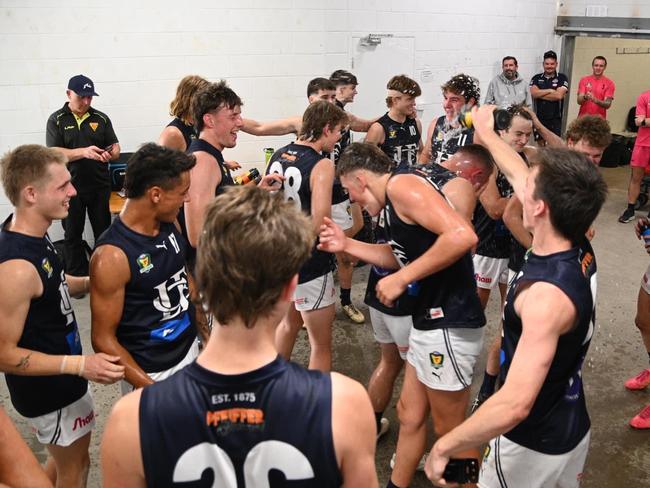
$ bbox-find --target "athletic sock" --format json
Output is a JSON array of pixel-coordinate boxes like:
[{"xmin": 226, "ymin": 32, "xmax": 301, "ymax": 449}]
[
  {"xmin": 647, "ymin": 351, "xmax": 650, "ymax": 365},
  {"xmin": 479, "ymin": 372, "xmax": 498, "ymax": 397},
  {"xmin": 387, "ymin": 481, "xmax": 404, "ymax": 488},
  {"xmin": 340, "ymin": 287, "xmax": 351, "ymax": 306},
  {"xmin": 375, "ymin": 411, "xmax": 383, "ymax": 433},
  {"xmin": 628, "ymin": 203, "xmax": 636, "ymax": 212}
]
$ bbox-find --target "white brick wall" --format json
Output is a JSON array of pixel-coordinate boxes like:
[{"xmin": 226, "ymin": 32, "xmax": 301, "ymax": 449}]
[{"xmin": 0, "ymin": 0, "xmax": 572, "ymax": 217}]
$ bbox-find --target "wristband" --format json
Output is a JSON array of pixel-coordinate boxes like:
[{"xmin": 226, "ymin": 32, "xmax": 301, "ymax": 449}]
[{"xmin": 60, "ymin": 355, "xmax": 85, "ymax": 376}]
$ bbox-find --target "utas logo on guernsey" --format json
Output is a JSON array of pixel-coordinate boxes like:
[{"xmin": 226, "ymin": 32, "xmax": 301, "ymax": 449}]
[{"xmin": 72, "ymin": 410, "xmax": 95, "ymax": 431}]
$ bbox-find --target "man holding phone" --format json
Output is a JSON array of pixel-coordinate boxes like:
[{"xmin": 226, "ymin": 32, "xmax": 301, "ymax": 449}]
[
  {"xmin": 46, "ymin": 74, "xmax": 120, "ymax": 275},
  {"xmin": 427, "ymin": 105, "xmax": 607, "ymax": 487}
]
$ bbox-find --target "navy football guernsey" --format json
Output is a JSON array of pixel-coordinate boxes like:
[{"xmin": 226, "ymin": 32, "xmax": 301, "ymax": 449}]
[
  {"xmin": 376, "ymin": 113, "xmax": 420, "ymax": 168},
  {"xmin": 167, "ymin": 117, "xmax": 197, "ymax": 150},
  {"xmin": 429, "ymin": 116, "xmax": 474, "ymax": 164},
  {"xmin": 473, "ymin": 171, "xmax": 513, "ymax": 259},
  {"xmin": 327, "ymin": 100, "xmax": 352, "ymax": 205},
  {"xmin": 266, "ymin": 143, "xmax": 335, "ymax": 284},
  {"xmin": 0, "ymin": 216, "xmax": 87, "ymax": 418},
  {"xmin": 501, "ymin": 240, "xmax": 596, "ymax": 454},
  {"xmin": 180, "ymin": 138, "xmax": 235, "ymax": 266},
  {"xmin": 139, "ymin": 357, "xmax": 342, "ymax": 487},
  {"xmin": 384, "ymin": 168, "xmax": 485, "ymax": 331},
  {"xmin": 96, "ymin": 217, "xmax": 196, "ymax": 373}
]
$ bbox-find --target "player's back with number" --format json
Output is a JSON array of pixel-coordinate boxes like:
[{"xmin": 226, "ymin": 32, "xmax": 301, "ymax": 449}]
[
  {"xmin": 266, "ymin": 144, "xmax": 320, "ymax": 214},
  {"xmin": 139, "ymin": 358, "xmax": 341, "ymax": 487}
]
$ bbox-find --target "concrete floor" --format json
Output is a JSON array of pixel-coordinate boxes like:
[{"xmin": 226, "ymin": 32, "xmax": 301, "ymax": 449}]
[{"xmin": 2, "ymin": 165, "xmax": 649, "ymax": 487}]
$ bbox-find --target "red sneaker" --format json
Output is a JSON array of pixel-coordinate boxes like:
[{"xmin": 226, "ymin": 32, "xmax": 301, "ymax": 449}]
[
  {"xmin": 630, "ymin": 404, "xmax": 650, "ymax": 429},
  {"xmin": 624, "ymin": 369, "xmax": 650, "ymax": 390}
]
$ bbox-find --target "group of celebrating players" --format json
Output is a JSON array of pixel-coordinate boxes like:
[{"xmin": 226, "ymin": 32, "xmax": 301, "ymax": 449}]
[{"xmin": 0, "ymin": 62, "xmax": 645, "ymax": 488}]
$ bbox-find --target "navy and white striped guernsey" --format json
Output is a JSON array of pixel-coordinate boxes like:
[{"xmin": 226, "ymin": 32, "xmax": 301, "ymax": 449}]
[
  {"xmin": 139, "ymin": 357, "xmax": 342, "ymax": 487},
  {"xmin": 501, "ymin": 239, "xmax": 596, "ymax": 454},
  {"xmin": 0, "ymin": 216, "xmax": 87, "ymax": 418},
  {"xmin": 95, "ymin": 217, "xmax": 196, "ymax": 373}
]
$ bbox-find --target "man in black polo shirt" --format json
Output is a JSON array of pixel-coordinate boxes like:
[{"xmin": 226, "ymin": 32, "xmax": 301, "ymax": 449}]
[
  {"xmin": 46, "ymin": 74, "xmax": 120, "ymax": 275},
  {"xmin": 529, "ymin": 51, "xmax": 569, "ymax": 137}
]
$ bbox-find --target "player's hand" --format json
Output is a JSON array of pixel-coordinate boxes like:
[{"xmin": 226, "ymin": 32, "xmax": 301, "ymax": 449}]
[
  {"xmin": 258, "ymin": 173, "xmax": 283, "ymax": 191},
  {"xmin": 317, "ymin": 217, "xmax": 346, "ymax": 253},
  {"xmin": 82, "ymin": 353, "xmax": 125, "ymax": 384},
  {"xmin": 425, "ymin": 444, "xmax": 459, "ymax": 487},
  {"xmin": 224, "ymin": 160, "xmax": 241, "ymax": 170},
  {"xmin": 471, "ymin": 105, "xmax": 496, "ymax": 138},
  {"xmin": 584, "ymin": 92, "xmax": 592, "ymax": 101},
  {"xmin": 375, "ymin": 273, "xmax": 407, "ymax": 307}
]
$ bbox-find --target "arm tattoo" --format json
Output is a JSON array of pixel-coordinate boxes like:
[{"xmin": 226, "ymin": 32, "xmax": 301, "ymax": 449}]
[{"xmin": 15, "ymin": 353, "xmax": 32, "ymax": 371}]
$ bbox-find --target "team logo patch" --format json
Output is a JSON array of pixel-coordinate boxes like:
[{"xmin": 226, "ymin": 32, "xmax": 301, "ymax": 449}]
[
  {"xmin": 89, "ymin": 122, "xmax": 99, "ymax": 131},
  {"xmin": 429, "ymin": 352, "xmax": 444, "ymax": 369},
  {"xmin": 41, "ymin": 258, "xmax": 53, "ymax": 278},
  {"xmin": 388, "ymin": 130, "xmax": 397, "ymax": 139},
  {"xmin": 137, "ymin": 253, "xmax": 154, "ymax": 274}
]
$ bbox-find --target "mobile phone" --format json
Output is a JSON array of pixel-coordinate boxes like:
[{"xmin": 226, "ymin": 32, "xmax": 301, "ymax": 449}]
[
  {"xmin": 104, "ymin": 144, "xmax": 114, "ymax": 153},
  {"xmin": 443, "ymin": 458, "xmax": 479, "ymax": 484}
]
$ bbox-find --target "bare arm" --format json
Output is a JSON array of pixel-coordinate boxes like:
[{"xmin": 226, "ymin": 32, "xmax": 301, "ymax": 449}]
[
  {"xmin": 90, "ymin": 245, "xmax": 154, "ymax": 389},
  {"xmin": 364, "ymin": 122, "xmax": 385, "ymax": 146},
  {"xmin": 478, "ymin": 172, "xmax": 508, "ymax": 220},
  {"xmin": 0, "ymin": 407, "xmax": 52, "ymax": 488},
  {"xmin": 309, "ymin": 158, "xmax": 335, "ymax": 235},
  {"xmin": 419, "ymin": 118, "xmax": 436, "ymax": 163},
  {"xmin": 382, "ymin": 175, "xmax": 478, "ymax": 292},
  {"xmin": 318, "ymin": 218, "xmax": 400, "ymax": 270},
  {"xmin": 472, "ymin": 105, "xmax": 529, "ymax": 201},
  {"xmin": 503, "ymin": 197, "xmax": 532, "ymax": 249},
  {"xmin": 65, "ymin": 274, "xmax": 90, "ymax": 297},
  {"xmin": 348, "ymin": 113, "xmax": 379, "ymax": 133},
  {"xmin": 540, "ymin": 87, "xmax": 567, "ymax": 102},
  {"xmin": 241, "ymin": 116, "xmax": 301, "ymax": 136},
  {"xmin": 440, "ymin": 178, "xmax": 477, "ymax": 222},
  {"xmin": 331, "ymin": 373, "xmax": 379, "ymax": 488},
  {"xmin": 101, "ymin": 390, "xmax": 146, "ymax": 488},
  {"xmin": 427, "ymin": 281, "xmax": 576, "ymax": 484},
  {"xmin": 524, "ymin": 106, "xmax": 564, "ymax": 147},
  {"xmin": 158, "ymin": 126, "xmax": 187, "ymax": 151},
  {"xmin": 529, "ymin": 85, "xmax": 552, "ymax": 100},
  {"xmin": 0, "ymin": 260, "xmax": 124, "ymax": 382},
  {"xmin": 184, "ymin": 151, "xmax": 220, "ymax": 248}
]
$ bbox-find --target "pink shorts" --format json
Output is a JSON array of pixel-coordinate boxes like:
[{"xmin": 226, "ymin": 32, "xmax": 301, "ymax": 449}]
[{"xmin": 631, "ymin": 144, "xmax": 650, "ymax": 168}]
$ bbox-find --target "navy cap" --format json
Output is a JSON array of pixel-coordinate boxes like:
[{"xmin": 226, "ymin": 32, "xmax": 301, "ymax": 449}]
[
  {"xmin": 543, "ymin": 50, "xmax": 557, "ymax": 60},
  {"xmin": 67, "ymin": 74, "xmax": 99, "ymax": 97}
]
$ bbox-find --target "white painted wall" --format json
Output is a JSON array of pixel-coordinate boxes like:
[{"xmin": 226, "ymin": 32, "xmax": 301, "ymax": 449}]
[{"xmin": 0, "ymin": 0, "xmax": 566, "ymax": 230}]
